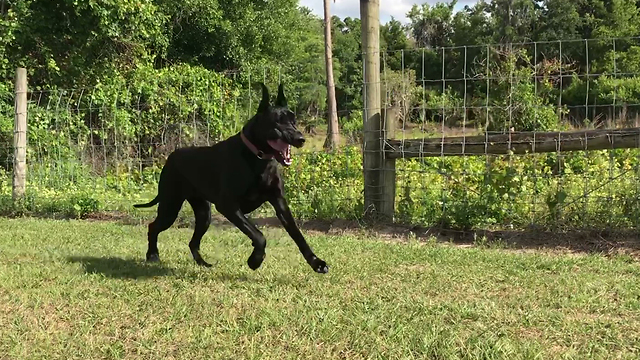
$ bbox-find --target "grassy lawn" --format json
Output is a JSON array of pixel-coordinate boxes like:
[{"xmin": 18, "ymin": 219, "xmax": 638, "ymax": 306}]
[{"xmin": 1, "ymin": 218, "xmax": 639, "ymax": 359}]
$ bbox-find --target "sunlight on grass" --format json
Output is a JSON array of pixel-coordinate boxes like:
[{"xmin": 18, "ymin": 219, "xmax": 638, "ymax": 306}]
[{"xmin": 1, "ymin": 218, "xmax": 639, "ymax": 359}]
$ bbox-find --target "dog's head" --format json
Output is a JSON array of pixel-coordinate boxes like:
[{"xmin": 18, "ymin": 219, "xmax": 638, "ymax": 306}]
[{"xmin": 245, "ymin": 83, "xmax": 305, "ymax": 166}]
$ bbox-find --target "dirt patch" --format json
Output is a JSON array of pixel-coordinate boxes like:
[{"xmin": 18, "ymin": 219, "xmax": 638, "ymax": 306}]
[{"xmin": 247, "ymin": 217, "xmax": 640, "ymax": 259}]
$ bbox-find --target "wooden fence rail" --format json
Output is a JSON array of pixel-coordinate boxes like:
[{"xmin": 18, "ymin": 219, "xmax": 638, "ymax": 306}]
[{"xmin": 384, "ymin": 128, "xmax": 640, "ymax": 159}]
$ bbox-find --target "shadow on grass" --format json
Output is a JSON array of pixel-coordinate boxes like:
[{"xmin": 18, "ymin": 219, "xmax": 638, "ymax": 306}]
[
  {"xmin": 67, "ymin": 256, "xmax": 305, "ymax": 285},
  {"xmin": 67, "ymin": 256, "xmax": 173, "ymax": 279},
  {"xmin": 76, "ymin": 211, "xmax": 640, "ymax": 259}
]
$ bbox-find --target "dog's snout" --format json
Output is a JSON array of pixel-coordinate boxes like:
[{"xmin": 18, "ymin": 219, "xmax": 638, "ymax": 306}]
[{"xmin": 292, "ymin": 133, "xmax": 306, "ymax": 147}]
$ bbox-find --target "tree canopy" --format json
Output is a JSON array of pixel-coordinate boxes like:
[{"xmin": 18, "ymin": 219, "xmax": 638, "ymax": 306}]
[{"xmin": 2, "ymin": 0, "xmax": 640, "ymax": 131}]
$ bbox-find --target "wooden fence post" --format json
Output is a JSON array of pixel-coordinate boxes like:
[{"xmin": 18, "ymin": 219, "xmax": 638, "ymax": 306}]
[
  {"xmin": 361, "ymin": 0, "xmax": 394, "ymax": 221},
  {"xmin": 13, "ymin": 68, "xmax": 27, "ymax": 202},
  {"xmin": 381, "ymin": 106, "xmax": 396, "ymax": 219}
]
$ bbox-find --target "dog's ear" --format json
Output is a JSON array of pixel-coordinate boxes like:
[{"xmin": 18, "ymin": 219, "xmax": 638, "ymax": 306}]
[
  {"xmin": 275, "ymin": 83, "xmax": 287, "ymax": 108},
  {"xmin": 257, "ymin": 83, "xmax": 270, "ymax": 113}
]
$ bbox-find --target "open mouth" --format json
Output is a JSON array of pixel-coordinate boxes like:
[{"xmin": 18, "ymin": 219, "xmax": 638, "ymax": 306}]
[{"xmin": 267, "ymin": 139, "xmax": 292, "ymax": 166}]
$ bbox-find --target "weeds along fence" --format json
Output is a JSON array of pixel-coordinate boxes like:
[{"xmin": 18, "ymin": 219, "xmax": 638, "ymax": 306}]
[
  {"xmin": 371, "ymin": 37, "xmax": 640, "ymax": 231},
  {"xmin": 1, "ymin": 66, "xmax": 364, "ymax": 220},
  {"xmin": 2, "ymin": 37, "xmax": 640, "ymax": 232}
]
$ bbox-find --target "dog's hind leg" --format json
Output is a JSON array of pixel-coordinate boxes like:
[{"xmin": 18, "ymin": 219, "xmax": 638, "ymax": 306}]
[
  {"xmin": 146, "ymin": 199, "xmax": 183, "ymax": 262},
  {"xmin": 187, "ymin": 197, "xmax": 213, "ymax": 267}
]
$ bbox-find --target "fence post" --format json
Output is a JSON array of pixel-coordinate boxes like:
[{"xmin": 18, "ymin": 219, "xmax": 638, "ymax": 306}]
[
  {"xmin": 360, "ymin": 0, "xmax": 394, "ymax": 221},
  {"xmin": 381, "ymin": 106, "xmax": 396, "ymax": 219},
  {"xmin": 13, "ymin": 68, "xmax": 27, "ymax": 202}
]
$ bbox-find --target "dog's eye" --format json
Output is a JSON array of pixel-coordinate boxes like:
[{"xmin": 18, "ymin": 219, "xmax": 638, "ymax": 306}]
[{"xmin": 287, "ymin": 113, "xmax": 296, "ymax": 125}]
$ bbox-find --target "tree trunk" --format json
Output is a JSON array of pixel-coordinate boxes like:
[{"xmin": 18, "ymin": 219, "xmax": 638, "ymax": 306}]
[{"xmin": 323, "ymin": 0, "xmax": 340, "ymax": 150}]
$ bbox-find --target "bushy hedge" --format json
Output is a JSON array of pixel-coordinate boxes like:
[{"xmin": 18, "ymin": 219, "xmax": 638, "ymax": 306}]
[
  {"xmin": 2, "ymin": 144, "xmax": 638, "ymax": 231},
  {"xmin": 1, "ymin": 59, "xmax": 638, "ymax": 231},
  {"xmin": 0, "ymin": 64, "xmax": 240, "ymax": 174}
]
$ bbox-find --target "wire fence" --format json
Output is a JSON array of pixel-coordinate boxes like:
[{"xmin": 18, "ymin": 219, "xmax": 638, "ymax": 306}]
[
  {"xmin": 376, "ymin": 37, "xmax": 640, "ymax": 231},
  {"xmin": 1, "ymin": 37, "xmax": 640, "ymax": 232},
  {"xmin": 0, "ymin": 67, "xmax": 365, "ymax": 221}
]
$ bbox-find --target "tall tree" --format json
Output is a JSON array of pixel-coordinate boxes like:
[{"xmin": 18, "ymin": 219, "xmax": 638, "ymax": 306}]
[
  {"xmin": 289, "ymin": 8, "xmax": 327, "ymax": 120},
  {"xmin": 451, "ymin": 1, "xmax": 492, "ymax": 46},
  {"xmin": 4, "ymin": 0, "xmax": 167, "ymax": 87},
  {"xmin": 323, "ymin": 0, "xmax": 340, "ymax": 150},
  {"xmin": 488, "ymin": 0, "xmax": 538, "ymax": 44},
  {"xmin": 408, "ymin": 1, "xmax": 457, "ymax": 49},
  {"xmin": 331, "ymin": 16, "xmax": 363, "ymax": 116},
  {"xmin": 155, "ymin": 0, "xmax": 311, "ymax": 71},
  {"xmin": 536, "ymin": 0, "xmax": 582, "ymax": 42},
  {"xmin": 381, "ymin": 18, "xmax": 412, "ymax": 71}
]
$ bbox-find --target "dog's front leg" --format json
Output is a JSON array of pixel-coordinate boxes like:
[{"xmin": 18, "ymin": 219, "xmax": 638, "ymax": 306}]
[
  {"xmin": 269, "ymin": 196, "xmax": 328, "ymax": 274},
  {"xmin": 216, "ymin": 205, "xmax": 268, "ymax": 270}
]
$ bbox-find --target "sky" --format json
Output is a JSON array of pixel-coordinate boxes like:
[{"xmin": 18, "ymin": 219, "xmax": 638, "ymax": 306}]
[{"xmin": 299, "ymin": 0, "xmax": 480, "ymax": 24}]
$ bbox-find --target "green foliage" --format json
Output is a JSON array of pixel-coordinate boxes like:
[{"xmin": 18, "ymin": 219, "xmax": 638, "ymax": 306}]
[
  {"xmin": 590, "ymin": 0, "xmax": 640, "ymax": 39},
  {"xmin": 536, "ymin": 0, "xmax": 583, "ymax": 42},
  {"xmin": 0, "ymin": 1, "xmax": 20, "ymax": 81},
  {"xmin": 0, "ymin": 85, "xmax": 12, "ymax": 168},
  {"xmin": 485, "ymin": 49, "xmax": 560, "ymax": 131},
  {"xmin": 3, "ymin": 0, "xmax": 640, "ymax": 234},
  {"xmin": 395, "ymin": 150, "xmax": 640, "ymax": 230},
  {"xmin": 0, "ymin": 179, "xmax": 102, "ymax": 220},
  {"xmin": 381, "ymin": 19, "xmax": 413, "ymax": 72},
  {"xmin": 596, "ymin": 76, "xmax": 640, "ymax": 105},
  {"xmin": 488, "ymin": 0, "xmax": 538, "ymax": 43},
  {"xmin": 563, "ymin": 72, "xmax": 640, "ymax": 126},
  {"xmin": 0, "ymin": 0, "xmax": 323, "ymax": 95},
  {"xmin": 381, "ymin": 69, "xmax": 423, "ymax": 124},
  {"xmin": 331, "ymin": 16, "xmax": 363, "ymax": 116},
  {"xmin": 339, "ymin": 110, "xmax": 363, "ymax": 142},
  {"xmin": 283, "ymin": 147, "xmax": 364, "ymax": 220},
  {"xmin": 408, "ymin": 1, "xmax": 457, "ymax": 49},
  {"xmin": 423, "ymin": 88, "xmax": 465, "ymax": 126},
  {"xmin": 117, "ymin": 64, "xmax": 239, "ymax": 143},
  {"xmin": 2, "ymin": 144, "xmax": 638, "ymax": 232},
  {"xmin": 25, "ymin": 64, "xmax": 237, "ymax": 173},
  {"xmin": 4, "ymin": 0, "xmax": 168, "ymax": 88},
  {"xmin": 157, "ymin": 0, "xmax": 313, "ymax": 72}
]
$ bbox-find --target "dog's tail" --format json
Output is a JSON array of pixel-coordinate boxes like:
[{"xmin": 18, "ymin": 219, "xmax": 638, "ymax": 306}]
[{"xmin": 133, "ymin": 196, "xmax": 160, "ymax": 208}]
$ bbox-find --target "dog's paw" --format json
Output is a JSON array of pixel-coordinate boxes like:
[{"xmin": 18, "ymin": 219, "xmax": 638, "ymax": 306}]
[
  {"xmin": 247, "ymin": 251, "xmax": 266, "ymax": 270},
  {"xmin": 310, "ymin": 258, "xmax": 329, "ymax": 274},
  {"xmin": 146, "ymin": 253, "xmax": 160, "ymax": 263},
  {"xmin": 195, "ymin": 258, "xmax": 213, "ymax": 268}
]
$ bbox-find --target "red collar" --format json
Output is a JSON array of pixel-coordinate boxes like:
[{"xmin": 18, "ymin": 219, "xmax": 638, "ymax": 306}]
[{"xmin": 240, "ymin": 131, "xmax": 274, "ymax": 160}]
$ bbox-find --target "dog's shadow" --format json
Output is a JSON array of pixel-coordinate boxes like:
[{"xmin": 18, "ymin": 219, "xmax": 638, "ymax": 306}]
[
  {"xmin": 67, "ymin": 256, "xmax": 173, "ymax": 279},
  {"xmin": 67, "ymin": 256, "xmax": 308, "ymax": 287}
]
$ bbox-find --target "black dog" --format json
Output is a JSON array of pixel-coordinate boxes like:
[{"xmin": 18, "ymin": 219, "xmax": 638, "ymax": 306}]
[{"xmin": 133, "ymin": 84, "xmax": 328, "ymax": 274}]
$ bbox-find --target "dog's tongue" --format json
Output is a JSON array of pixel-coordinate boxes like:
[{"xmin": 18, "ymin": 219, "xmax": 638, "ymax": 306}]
[{"xmin": 267, "ymin": 139, "xmax": 292, "ymax": 166}]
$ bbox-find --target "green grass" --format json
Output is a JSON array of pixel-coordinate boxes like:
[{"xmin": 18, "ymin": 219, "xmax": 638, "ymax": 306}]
[{"xmin": 1, "ymin": 218, "xmax": 640, "ymax": 359}]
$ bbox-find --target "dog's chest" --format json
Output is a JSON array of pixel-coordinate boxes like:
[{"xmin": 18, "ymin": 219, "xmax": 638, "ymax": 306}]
[
  {"xmin": 243, "ymin": 166, "xmax": 281, "ymax": 201},
  {"xmin": 243, "ymin": 186, "xmax": 263, "ymax": 202}
]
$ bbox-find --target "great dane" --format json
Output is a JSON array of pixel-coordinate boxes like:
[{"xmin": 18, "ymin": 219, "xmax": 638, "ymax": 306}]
[{"xmin": 134, "ymin": 83, "xmax": 329, "ymax": 274}]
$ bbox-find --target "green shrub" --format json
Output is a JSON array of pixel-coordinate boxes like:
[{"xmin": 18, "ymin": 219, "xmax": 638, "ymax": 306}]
[
  {"xmin": 1, "ymin": 137, "xmax": 638, "ymax": 231},
  {"xmin": 485, "ymin": 49, "xmax": 561, "ymax": 132},
  {"xmin": 339, "ymin": 110, "xmax": 363, "ymax": 143}
]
